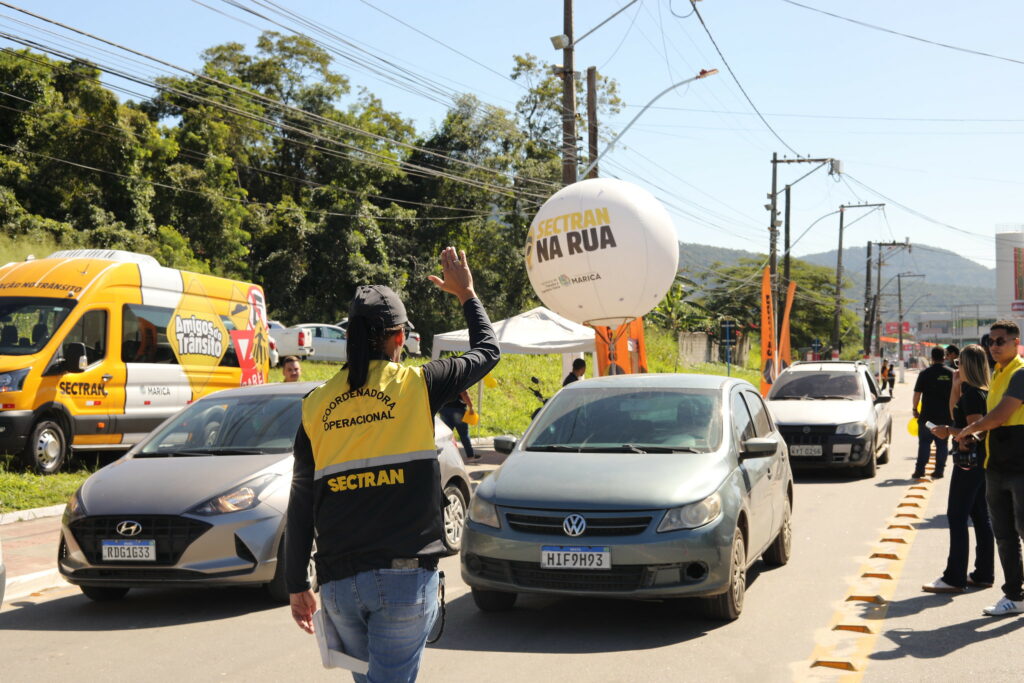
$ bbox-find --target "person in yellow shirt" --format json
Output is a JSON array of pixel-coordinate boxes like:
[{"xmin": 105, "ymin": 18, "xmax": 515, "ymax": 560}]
[{"xmin": 959, "ymin": 320, "xmax": 1024, "ymax": 616}]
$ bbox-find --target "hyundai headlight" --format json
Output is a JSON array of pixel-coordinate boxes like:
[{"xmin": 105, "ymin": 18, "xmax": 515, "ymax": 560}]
[
  {"xmin": 658, "ymin": 492, "xmax": 722, "ymax": 532},
  {"xmin": 0, "ymin": 368, "xmax": 30, "ymax": 393},
  {"xmin": 63, "ymin": 489, "xmax": 87, "ymax": 524},
  {"xmin": 836, "ymin": 421, "xmax": 868, "ymax": 436},
  {"xmin": 189, "ymin": 473, "xmax": 278, "ymax": 515},
  {"xmin": 468, "ymin": 495, "xmax": 501, "ymax": 529}
]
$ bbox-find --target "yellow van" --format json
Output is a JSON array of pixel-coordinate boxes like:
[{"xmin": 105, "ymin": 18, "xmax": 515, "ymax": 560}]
[{"xmin": 0, "ymin": 250, "xmax": 270, "ymax": 473}]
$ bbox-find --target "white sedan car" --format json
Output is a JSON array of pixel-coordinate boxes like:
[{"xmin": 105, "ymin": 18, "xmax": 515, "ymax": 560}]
[{"xmin": 291, "ymin": 324, "xmax": 347, "ymax": 362}]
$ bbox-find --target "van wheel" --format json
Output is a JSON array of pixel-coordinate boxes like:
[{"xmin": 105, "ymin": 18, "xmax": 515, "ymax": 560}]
[{"xmin": 22, "ymin": 419, "xmax": 68, "ymax": 474}]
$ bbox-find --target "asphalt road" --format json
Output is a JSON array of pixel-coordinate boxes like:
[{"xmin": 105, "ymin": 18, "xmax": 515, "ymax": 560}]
[{"xmin": 2, "ymin": 372, "xmax": 1020, "ymax": 682}]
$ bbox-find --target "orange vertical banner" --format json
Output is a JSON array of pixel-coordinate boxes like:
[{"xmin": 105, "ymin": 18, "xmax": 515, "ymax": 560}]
[
  {"xmin": 759, "ymin": 268, "xmax": 776, "ymax": 397},
  {"xmin": 594, "ymin": 319, "xmax": 648, "ymax": 376},
  {"xmin": 778, "ymin": 281, "xmax": 797, "ymax": 375}
]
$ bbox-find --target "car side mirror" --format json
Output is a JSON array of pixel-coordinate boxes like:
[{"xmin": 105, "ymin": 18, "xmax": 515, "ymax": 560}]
[
  {"xmin": 493, "ymin": 435, "xmax": 517, "ymax": 454},
  {"xmin": 741, "ymin": 437, "xmax": 777, "ymax": 458},
  {"xmin": 64, "ymin": 342, "xmax": 88, "ymax": 373},
  {"xmin": 875, "ymin": 394, "xmax": 892, "ymax": 404}
]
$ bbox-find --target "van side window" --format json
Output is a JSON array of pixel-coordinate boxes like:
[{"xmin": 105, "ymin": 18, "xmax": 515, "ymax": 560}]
[
  {"xmin": 122, "ymin": 304, "xmax": 178, "ymax": 364},
  {"xmin": 219, "ymin": 315, "xmax": 239, "ymax": 368},
  {"xmin": 64, "ymin": 309, "xmax": 107, "ymax": 365}
]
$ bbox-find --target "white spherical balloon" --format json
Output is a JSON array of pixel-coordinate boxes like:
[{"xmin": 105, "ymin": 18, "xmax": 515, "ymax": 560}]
[{"xmin": 525, "ymin": 178, "xmax": 679, "ymax": 327}]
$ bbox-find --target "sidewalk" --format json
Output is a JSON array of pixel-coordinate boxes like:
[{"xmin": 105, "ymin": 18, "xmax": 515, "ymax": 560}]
[{"xmin": 1, "ymin": 509, "xmax": 68, "ymax": 602}]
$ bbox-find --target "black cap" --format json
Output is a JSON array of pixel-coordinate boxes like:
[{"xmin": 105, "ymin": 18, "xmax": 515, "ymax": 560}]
[{"xmin": 350, "ymin": 285, "xmax": 412, "ymax": 330}]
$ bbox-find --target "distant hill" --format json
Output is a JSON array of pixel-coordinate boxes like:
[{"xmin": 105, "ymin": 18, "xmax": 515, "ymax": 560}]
[{"xmin": 677, "ymin": 242, "xmax": 996, "ymax": 319}]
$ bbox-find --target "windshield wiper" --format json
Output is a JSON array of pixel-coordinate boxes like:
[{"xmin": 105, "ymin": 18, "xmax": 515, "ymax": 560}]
[
  {"xmin": 611, "ymin": 444, "xmax": 700, "ymax": 453},
  {"xmin": 771, "ymin": 396, "xmax": 810, "ymax": 400},
  {"xmin": 526, "ymin": 445, "xmax": 582, "ymax": 452},
  {"xmin": 815, "ymin": 395, "xmax": 856, "ymax": 401}
]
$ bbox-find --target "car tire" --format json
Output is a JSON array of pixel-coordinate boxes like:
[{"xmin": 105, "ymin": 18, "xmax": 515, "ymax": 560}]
[
  {"xmin": 266, "ymin": 534, "xmax": 317, "ymax": 603},
  {"xmin": 703, "ymin": 531, "xmax": 746, "ymax": 621},
  {"xmin": 762, "ymin": 498, "xmax": 792, "ymax": 567},
  {"xmin": 471, "ymin": 587, "xmax": 517, "ymax": 612},
  {"xmin": 878, "ymin": 423, "xmax": 892, "ymax": 465},
  {"xmin": 80, "ymin": 585, "xmax": 129, "ymax": 602},
  {"xmin": 859, "ymin": 451, "xmax": 878, "ymax": 478},
  {"xmin": 441, "ymin": 485, "xmax": 467, "ymax": 554},
  {"xmin": 22, "ymin": 419, "xmax": 68, "ymax": 474}
]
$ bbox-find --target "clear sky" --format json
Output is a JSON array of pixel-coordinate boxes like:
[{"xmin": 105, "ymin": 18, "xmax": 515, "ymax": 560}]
[{"xmin": 3, "ymin": 0, "xmax": 1021, "ymax": 275}]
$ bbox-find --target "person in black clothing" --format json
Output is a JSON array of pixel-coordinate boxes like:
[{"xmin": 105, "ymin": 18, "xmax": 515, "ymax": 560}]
[
  {"xmin": 912, "ymin": 346, "xmax": 954, "ymax": 479},
  {"xmin": 922, "ymin": 344, "xmax": 994, "ymax": 593},
  {"xmin": 285, "ymin": 247, "xmax": 499, "ymax": 681},
  {"xmin": 563, "ymin": 358, "xmax": 586, "ymax": 386},
  {"xmin": 439, "ymin": 390, "xmax": 478, "ymax": 460},
  {"xmin": 945, "ymin": 344, "xmax": 960, "ymax": 369}
]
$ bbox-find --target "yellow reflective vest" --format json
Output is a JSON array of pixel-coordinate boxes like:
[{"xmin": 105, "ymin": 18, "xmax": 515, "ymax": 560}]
[{"xmin": 985, "ymin": 354, "xmax": 1024, "ymax": 468}]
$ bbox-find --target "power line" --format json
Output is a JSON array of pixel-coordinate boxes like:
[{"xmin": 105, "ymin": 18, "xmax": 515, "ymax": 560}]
[
  {"xmin": 688, "ymin": 0, "xmax": 799, "ymax": 155},
  {"xmin": 620, "ymin": 104, "xmax": 1024, "ymax": 123},
  {"xmin": 781, "ymin": 0, "xmax": 1024, "ymax": 67}
]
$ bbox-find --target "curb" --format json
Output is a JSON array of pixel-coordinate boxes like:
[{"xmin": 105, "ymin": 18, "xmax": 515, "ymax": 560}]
[
  {"xmin": 3, "ymin": 568, "xmax": 67, "ymax": 603},
  {"xmin": 0, "ymin": 503, "xmax": 66, "ymax": 526}
]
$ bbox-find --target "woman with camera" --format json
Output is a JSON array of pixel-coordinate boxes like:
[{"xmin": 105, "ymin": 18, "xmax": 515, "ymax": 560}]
[{"xmin": 922, "ymin": 344, "xmax": 995, "ymax": 594}]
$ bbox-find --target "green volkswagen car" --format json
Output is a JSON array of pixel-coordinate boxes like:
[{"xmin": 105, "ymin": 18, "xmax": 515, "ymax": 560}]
[{"xmin": 462, "ymin": 374, "xmax": 793, "ymax": 620}]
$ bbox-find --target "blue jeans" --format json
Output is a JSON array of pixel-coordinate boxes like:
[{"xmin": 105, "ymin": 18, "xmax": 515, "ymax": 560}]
[
  {"xmin": 941, "ymin": 464, "xmax": 994, "ymax": 588},
  {"xmin": 985, "ymin": 469, "xmax": 1024, "ymax": 601},
  {"xmin": 439, "ymin": 404, "xmax": 474, "ymax": 459},
  {"xmin": 320, "ymin": 569, "xmax": 439, "ymax": 683},
  {"xmin": 916, "ymin": 422, "xmax": 948, "ymax": 475}
]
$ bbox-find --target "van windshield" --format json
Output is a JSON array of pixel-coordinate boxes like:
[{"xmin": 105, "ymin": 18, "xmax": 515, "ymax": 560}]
[{"xmin": 0, "ymin": 298, "xmax": 76, "ymax": 356}]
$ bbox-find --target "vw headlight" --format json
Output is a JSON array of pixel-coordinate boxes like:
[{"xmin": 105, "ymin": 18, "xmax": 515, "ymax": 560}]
[
  {"xmin": 468, "ymin": 495, "xmax": 501, "ymax": 529},
  {"xmin": 189, "ymin": 473, "xmax": 278, "ymax": 515},
  {"xmin": 0, "ymin": 368, "xmax": 30, "ymax": 393},
  {"xmin": 63, "ymin": 489, "xmax": 87, "ymax": 524},
  {"xmin": 836, "ymin": 421, "xmax": 868, "ymax": 436},
  {"xmin": 658, "ymin": 492, "xmax": 722, "ymax": 532}
]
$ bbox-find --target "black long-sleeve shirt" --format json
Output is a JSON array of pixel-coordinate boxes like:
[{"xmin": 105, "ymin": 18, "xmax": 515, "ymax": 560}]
[{"xmin": 285, "ymin": 297, "xmax": 499, "ymax": 592}]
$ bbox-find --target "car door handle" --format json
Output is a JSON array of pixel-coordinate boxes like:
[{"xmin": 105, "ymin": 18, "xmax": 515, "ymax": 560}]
[{"xmin": 101, "ymin": 374, "xmax": 113, "ymax": 382}]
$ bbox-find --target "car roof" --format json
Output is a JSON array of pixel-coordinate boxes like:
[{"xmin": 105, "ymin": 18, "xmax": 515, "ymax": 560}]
[
  {"xmin": 564, "ymin": 373, "xmax": 748, "ymax": 392},
  {"xmin": 783, "ymin": 361, "xmax": 864, "ymax": 373},
  {"xmin": 195, "ymin": 381, "xmax": 322, "ymax": 402}
]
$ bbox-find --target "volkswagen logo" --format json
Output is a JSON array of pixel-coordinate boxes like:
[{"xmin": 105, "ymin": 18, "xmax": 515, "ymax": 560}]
[
  {"xmin": 562, "ymin": 514, "xmax": 587, "ymax": 537},
  {"xmin": 116, "ymin": 520, "xmax": 142, "ymax": 537}
]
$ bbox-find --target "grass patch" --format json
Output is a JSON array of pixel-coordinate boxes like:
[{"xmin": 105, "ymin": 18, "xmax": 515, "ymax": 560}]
[{"xmin": 0, "ymin": 454, "xmax": 97, "ymax": 514}]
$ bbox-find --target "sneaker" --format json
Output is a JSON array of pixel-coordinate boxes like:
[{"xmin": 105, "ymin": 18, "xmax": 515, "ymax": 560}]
[
  {"xmin": 922, "ymin": 578, "xmax": 965, "ymax": 594},
  {"xmin": 911, "ymin": 472, "xmax": 925, "ymax": 479},
  {"xmin": 982, "ymin": 596, "xmax": 1024, "ymax": 616},
  {"xmin": 932, "ymin": 471, "xmax": 945, "ymax": 479},
  {"xmin": 968, "ymin": 577, "xmax": 994, "ymax": 588}
]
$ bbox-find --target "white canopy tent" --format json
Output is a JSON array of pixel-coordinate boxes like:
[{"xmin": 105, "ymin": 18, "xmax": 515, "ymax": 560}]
[
  {"xmin": 431, "ymin": 306, "xmax": 595, "ymax": 359},
  {"xmin": 432, "ymin": 307, "xmax": 596, "ymax": 425}
]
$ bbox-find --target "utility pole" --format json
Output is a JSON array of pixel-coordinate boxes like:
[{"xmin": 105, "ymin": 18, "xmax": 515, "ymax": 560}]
[
  {"xmin": 766, "ymin": 156, "xmax": 838, "ymax": 333},
  {"xmin": 897, "ymin": 272, "xmax": 925, "ymax": 382},
  {"xmin": 586, "ymin": 66, "xmax": 598, "ymax": 179},
  {"xmin": 560, "ymin": 0, "xmax": 577, "ymax": 186},
  {"xmin": 783, "ymin": 185, "xmax": 791, "ymax": 292},
  {"xmin": 864, "ymin": 241, "xmax": 873, "ymax": 353},
  {"xmin": 832, "ymin": 203, "xmax": 884, "ymax": 354},
  {"xmin": 872, "ymin": 239, "xmax": 911, "ymax": 356}
]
